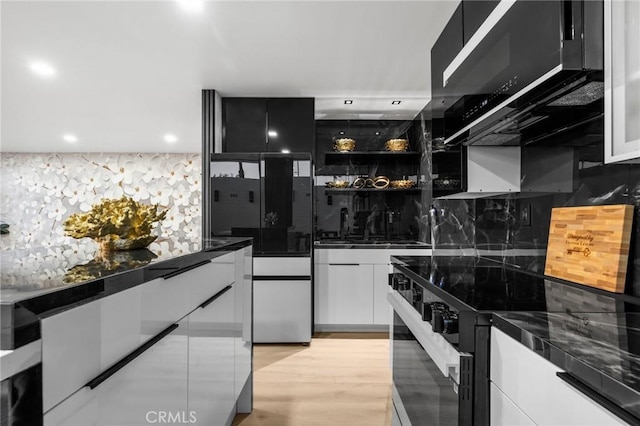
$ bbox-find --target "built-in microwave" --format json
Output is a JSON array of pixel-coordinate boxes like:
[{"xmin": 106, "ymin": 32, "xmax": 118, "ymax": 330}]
[{"xmin": 441, "ymin": 0, "xmax": 604, "ymax": 147}]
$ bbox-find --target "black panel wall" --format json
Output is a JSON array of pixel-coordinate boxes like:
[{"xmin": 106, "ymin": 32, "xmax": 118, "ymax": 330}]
[
  {"xmin": 222, "ymin": 97, "xmax": 314, "ymax": 153},
  {"xmin": 223, "ymin": 98, "xmax": 267, "ymax": 152}
]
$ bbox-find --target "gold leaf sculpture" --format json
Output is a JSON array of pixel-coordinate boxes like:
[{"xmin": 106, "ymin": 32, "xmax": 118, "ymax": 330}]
[{"xmin": 64, "ymin": 196, "xmax": 167, "ymax": 252}]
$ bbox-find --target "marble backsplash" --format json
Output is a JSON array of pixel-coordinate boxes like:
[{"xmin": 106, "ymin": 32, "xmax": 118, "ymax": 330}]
[
  {"xmin": 431, "ymin": 144, "xmax": 640, "ymax": 295},
  {"xmin": 0, "ymin": 153, "xmax": 202, "ymax": 255}
]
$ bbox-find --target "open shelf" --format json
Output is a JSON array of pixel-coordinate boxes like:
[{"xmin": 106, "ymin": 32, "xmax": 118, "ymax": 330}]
[
  {"xmin": 324, "ymin": 151, "xmax": 421, "ymax": 165},
  {"xmin": 324, "ymin": 187, "xmax": 422, "ymax": 193}
]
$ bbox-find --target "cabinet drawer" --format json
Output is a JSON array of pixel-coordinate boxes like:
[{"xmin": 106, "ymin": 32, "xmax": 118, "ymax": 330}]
[
  {"xmin": 188, "ymin": 286, "xmax": 235, "ymax": 425},
  {"xmin": 188, "ymin": 253, "xmax": 235, "ymax": 309},
  {"xmin": 315, "ymin": 248, "xmax": 430, "ymax": 265},
  {"xmin": 42, "ymin": 285, "xmax": 143, "ymax": 413},
  {"xmin": 44, "ymin": 319, "xmax": 188, "ymax": 425},
  {"xmin": 490, "ymin": 328, "xmax": 626, "ymax": 425},
  {"xmin": 490, "ymin": 382, "xmax": 535, "ymax": 426}
]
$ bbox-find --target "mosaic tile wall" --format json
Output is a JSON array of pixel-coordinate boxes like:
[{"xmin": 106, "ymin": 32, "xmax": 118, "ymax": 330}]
[{"xmin": 0, "ymin": 153, "xmax": 201, "ymax": 256}]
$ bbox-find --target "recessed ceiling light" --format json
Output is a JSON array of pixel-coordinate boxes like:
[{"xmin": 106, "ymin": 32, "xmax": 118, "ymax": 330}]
[
  {"xmin": 339, "ymin": 131, "xmax": 345, "ymax": 135},
  {"xmin": 62, "ymin": 134, "xmax": 78, "ymax": 143},
  {"xmin": 391, "ymin": 100, "xmax": 401, "ymax": 105},
  {"xmin": 281, "ymin": 149, "xmax": 290, "ymax": 154},
  {"xmin": 344, "ymin": 100, "xmax": 353, "ymax": 105},
  {"xmin": 177, "ymin": 0, "xmax": 204, "ymax": 13},
  {"xmin": 268, "ymin": 130, "xmax": 278, "ymax": 138},
  {"xmin": 374, "ymin": 132, "xmax": 381, "ymax": 136},
  {"xmin": 29, "ymin": 61, "xmax": 56, "ymax": 78},
  {"xmin": 164, "ymin": 134, "xmax": 178, "ymax": 143}
]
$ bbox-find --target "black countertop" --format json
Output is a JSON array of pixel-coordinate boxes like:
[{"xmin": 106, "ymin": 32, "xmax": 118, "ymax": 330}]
[
  {"xmin": 314, "ymin": 240, "xmax": 430, "ymax": 249},
  {"xmin": 391, "ymin": 254, "xmax": 640, "ymax": 423},
  {"xmin": 493, "ymin": 312, "xmax": 640, "ymax": 424},
  {"xmin": 0, "ymin": 237, "xmax": 252, "ymax": 350}
]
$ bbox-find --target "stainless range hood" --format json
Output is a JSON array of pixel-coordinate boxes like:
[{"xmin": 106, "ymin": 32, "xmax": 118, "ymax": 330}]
[{"xmin": 441, "ymin": 0, "xmax": 604, "ymax": 147}]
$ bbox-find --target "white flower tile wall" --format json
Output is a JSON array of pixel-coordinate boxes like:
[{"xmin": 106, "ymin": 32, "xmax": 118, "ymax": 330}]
[{"xmin": 0, "ymin": 153, "xmax": 201, "ymax": 252}]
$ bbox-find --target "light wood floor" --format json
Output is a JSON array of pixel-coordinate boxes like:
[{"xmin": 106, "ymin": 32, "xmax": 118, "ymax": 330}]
[{"xmin": 232, "ymin": 333, "xmax": 393, "ymax": 426}]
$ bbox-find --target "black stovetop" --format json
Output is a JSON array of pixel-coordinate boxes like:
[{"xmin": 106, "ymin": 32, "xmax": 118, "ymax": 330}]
[{"xmin": 392, "ymin": 255, "xmax": 639, "ymax": 314}]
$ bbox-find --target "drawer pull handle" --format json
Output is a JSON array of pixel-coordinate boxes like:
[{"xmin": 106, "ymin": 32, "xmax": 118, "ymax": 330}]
[
  {"xmin": 162, "ymin": 260, "xmax": 211, "ymax": 279},
  {"xmin": 86, "ymin": 323, "xmax": 179, "ymax": 390},
  {"xmin": 199, "ymin": 285, "xmax": 232, "ymax": 309},
  {"xmin": 556, "ymin": 372, "xmax": 640, "ymax": 424}
]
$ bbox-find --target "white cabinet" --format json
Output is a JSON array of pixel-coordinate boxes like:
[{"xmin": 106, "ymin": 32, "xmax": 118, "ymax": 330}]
[
  {"xmin": 188, "ymin": 285, "xmax": 235, "ymax": 426},
  {"xmin": 490, "ymin": 382, "xmax": 535, "ymax": 426},
  {"xmin": 45, "ymin": 318, "xmax": 189, "ymax": 426},
  {"xmin": 314, "ymin": 247, "xmax": 430, "ymax": 331},
  {"xmin": 373, "ymin": 264, "xmax": 392, "ymax": 325},
  {"xmin": 315, "ymin": 263, "xmax": 374, "ymax": 325},
  {"xmin": 43, "ymin": 247, "xmax": 253, "ymax": 426},
  {"xmin": 490, "ymin": 328, "xmax": 626, "ymax": 426},
  {"xmin": 605, "ymin": 0, "xmax": 640, "ymax": 163},
  {"xmin": 234, "ymin": 246, "xmax": 252, "ymax": 406}
]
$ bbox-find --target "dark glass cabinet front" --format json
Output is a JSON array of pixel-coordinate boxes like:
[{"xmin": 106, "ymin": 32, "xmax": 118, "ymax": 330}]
[{"xmin": 210, "ymin": 153, "xmax": 312, "ymax": 255}]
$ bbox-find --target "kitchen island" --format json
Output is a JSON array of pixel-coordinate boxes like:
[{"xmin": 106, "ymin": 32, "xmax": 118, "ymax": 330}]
[
  {"xmin": 0, "ymin": 237, "xmax": 253, "ymax": 426},
  {"xmin": 389, "ymin": 254, "xmax": 638, "ymax": 425}
]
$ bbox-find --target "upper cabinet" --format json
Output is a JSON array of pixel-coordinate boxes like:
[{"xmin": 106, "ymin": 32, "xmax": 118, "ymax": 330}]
[
  {"xmin": 605, "ymin": 0, "xmax": 640, "ymax": 163},
  {"xmin": 461, "ymin": 0, "xmax": 499, "ymax": 45},
  {"xmin": 430, "ymin": 3, "xmax": 463, "ymax": 141},
  {"xmin": 222, "ymin": 98, "xmax": 315, "ymax": 153}
]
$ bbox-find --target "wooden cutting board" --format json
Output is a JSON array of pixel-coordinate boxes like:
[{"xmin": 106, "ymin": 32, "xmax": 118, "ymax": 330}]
[{"xmin": 544, "ymin": 204, "xmax": 635, "ymax": 293}]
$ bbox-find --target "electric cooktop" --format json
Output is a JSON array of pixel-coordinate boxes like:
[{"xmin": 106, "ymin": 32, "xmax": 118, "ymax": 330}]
[{"xmin": 391, "ymin": 255, "xmax": 639, "ymax": 315}]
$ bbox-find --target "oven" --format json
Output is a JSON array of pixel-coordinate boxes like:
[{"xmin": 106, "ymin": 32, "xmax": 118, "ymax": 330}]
[{"xmin": 389, "ymin": 273, "xmax": 473, "ymax": 426}]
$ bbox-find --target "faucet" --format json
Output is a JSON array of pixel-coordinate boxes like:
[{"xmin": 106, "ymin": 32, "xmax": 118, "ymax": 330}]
[{"xmin": 339, "ymin": 208, "xmax": 349, "ymax": 239}]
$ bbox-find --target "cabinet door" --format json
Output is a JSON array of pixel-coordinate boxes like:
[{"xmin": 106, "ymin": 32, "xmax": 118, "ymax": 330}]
[
  {"xmin": 490, "ymin": 382, "xmax": 535, "ymax": 426},
  {"xmin": 490, "ymin": 328, "xmax": 626, "ymax": 426},
  {"xmin": 605, "ymin": 0, "xmax": 640, "ymax": 163},
  {"xmin": 266, "ymin": 98, "xmax": 315, "ymax": 153},
  {"xmin": 373, "ymin": 264, "xmax": 391, "ymax": 325},
  {"xmin": 188, "ymin": 285, "xmax": 235, "ymax": 426},
  {"xmin": 234, "ymin": 247, "xmax": 252, "ymax": 401},
  {"xmin": 462, "ymin": 1, "xmax": 499, "ymax": 45},
  {"xmin": 315, "ymin": 263, "xmax": 374, "ymax": 325},
  {"xmin": 431, "ymin": 3, "xmax": 463, "ymax": 138},
  {"xmin": 223, "ymin": 98, "xmax": 267, "ymax": 152},
  {"xmin": 45, "ymin": 319, "xmax": 188, "ymax": 426}
]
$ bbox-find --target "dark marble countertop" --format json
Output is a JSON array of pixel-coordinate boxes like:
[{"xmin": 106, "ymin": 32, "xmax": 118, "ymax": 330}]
[
  {"xmin": 0, "ymin": 237, "xmax": 252, "ymax": 350},
  {"xmin": 314, "ymin": 240, "xmax": 430, "ymax": 249},
  {"xmin": 493, "ymin": 312, "xmax": 640, "ymax": 423},
  {"xmin": 390, "ymin": 254, "xmax": 640, "ymax": 422}
]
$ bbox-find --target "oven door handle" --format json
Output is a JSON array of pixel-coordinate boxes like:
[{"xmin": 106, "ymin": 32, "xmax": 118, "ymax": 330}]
[{"xmin": 388, "ymin": 290, "xmax": 467, "ymax": 378}]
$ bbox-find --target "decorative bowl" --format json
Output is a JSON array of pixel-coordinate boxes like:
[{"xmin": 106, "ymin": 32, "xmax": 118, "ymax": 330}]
[
  {"xmin": 334, "ymin": 138, "xmax": 356, "ymax": 152},
  {"xmin": 385, "ymin": 139, "xmax": 409, "ymax": 152},
  {"xmin": 325, "ymin": 180, "xmax": 349, "ymax": 188},
  {"xmin": 433, "ymin": 178, "xmax": 461, "ymax": 189},
  {"xmin": 390, "ymin": 179, "xmax": 416, "ymax": 189}
]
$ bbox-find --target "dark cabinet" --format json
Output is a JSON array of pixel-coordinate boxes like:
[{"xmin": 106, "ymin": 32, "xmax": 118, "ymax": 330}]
[
  {"xmin": 432, "ymin": 148, "xmax": 466, "ymax": 196},
  {"xmin": 266, "ymin": 98, "xmax": 315, "ymax": 153},
  {"xmin": 430, "ymin": 3, "xmax": 463, "ymax": 140},
  {"xmin": 462, "ymin": 1, "xmax": 499, "ymax": 44},
  {"xmin": 222, "ymin": 98, "xmax": 314, "ymax": 153},
  {"xmin": 223, "ymin": 98, "xmax": 267, "ymax": 153}
]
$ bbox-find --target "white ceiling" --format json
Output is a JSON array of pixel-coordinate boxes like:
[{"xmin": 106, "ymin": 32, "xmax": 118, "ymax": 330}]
[{"xmin": 0, "ymin": 0, "xmax": 458, "ymax": 153}]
